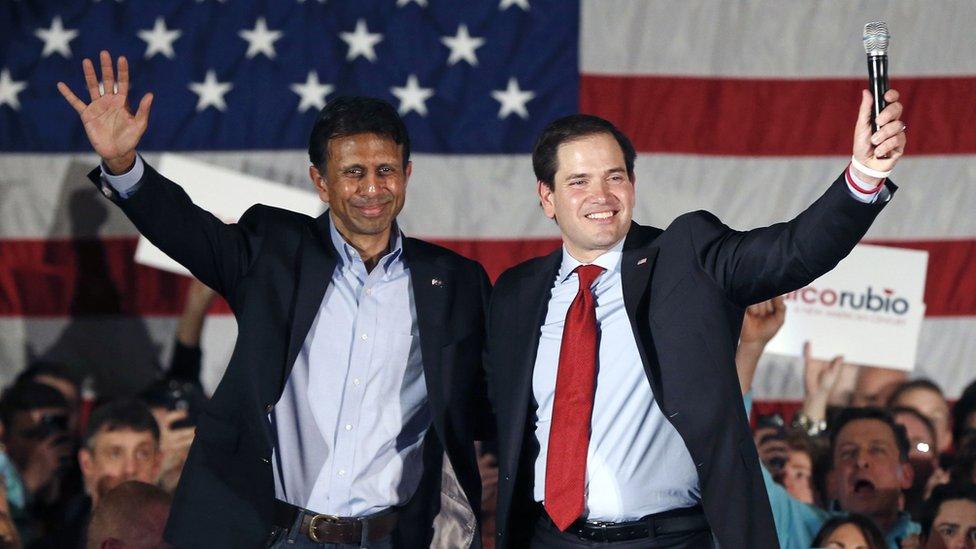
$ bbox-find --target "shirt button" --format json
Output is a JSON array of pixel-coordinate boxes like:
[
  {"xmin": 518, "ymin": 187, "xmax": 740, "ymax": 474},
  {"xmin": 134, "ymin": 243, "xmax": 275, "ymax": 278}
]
[
  {"xmin": 338, "ymin": 469, "xmax": 346, "ymax": 477},
  {"xmin": 361, "ymin": 333, "xmax": 368, "ymax": 341},
  {"xmin": 353, "ymin": 378, "xmax": 361, "ymax": 386},
  {"xmin": 364, "ymin": 288, "xmax": 373, "ymax": 296},
  {"xmin": 345, "ymin": 424, "xmax": 352, "ymax": 431}
]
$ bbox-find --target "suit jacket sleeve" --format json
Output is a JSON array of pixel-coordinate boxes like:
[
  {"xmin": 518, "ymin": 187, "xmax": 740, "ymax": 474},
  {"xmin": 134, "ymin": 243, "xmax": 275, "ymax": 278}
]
[
  {"xmin": 679, "ymin": 171, "xmax": 896, "ymax": 307},
  {"xmin": 87, "ymin": 161, "xmax": 264, "ymax": 306}
]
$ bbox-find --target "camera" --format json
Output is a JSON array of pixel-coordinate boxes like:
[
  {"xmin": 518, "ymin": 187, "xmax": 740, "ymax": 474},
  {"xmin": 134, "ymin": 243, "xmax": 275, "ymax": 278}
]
[
  {"xmin": 141, "ymin": 379, "xmax": 205, "ymax": 430},
  {"xmin": 25, "ymin": 413, "xmax": 69, "ymax": 441}
]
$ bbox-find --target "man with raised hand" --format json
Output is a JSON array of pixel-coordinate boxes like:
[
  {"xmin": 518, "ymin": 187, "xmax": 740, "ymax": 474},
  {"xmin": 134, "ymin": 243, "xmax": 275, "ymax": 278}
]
[
  {"xmin": 486, "ymin": 86, "xmax": 906, "ymax": 548},
  {"xmin": 59, "ymin": 51, "xmax": 493, "ymax": 548}
]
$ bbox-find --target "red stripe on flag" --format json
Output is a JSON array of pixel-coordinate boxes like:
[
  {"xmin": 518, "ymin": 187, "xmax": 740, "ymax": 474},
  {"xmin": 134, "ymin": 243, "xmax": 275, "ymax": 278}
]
[
  {"xmin": 865, "ymin": 239, "xmax": 976, "ymax": 318},
  {"xmin": 1, "ymin": 237, "xmax": 973, "ymax": 316},
  {"xmin": 580, "ymin": 75, "xmax": 976, "ymax": 155},
  {"xmin": 0, "ymin": 238, "xmax": 230, "ymax": 317}
]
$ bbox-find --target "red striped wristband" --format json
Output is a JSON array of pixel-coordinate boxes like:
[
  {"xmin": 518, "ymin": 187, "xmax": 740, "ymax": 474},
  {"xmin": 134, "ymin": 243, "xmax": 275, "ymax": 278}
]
[{"xmin": 845, "ymin": 164, "xmax": 885, "ymax": 195}]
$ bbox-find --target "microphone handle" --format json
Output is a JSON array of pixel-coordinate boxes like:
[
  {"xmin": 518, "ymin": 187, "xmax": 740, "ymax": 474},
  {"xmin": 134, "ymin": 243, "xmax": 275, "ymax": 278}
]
[{"xmin": 867, "ymin": 54, "xmax": 889, "ymax": 132}]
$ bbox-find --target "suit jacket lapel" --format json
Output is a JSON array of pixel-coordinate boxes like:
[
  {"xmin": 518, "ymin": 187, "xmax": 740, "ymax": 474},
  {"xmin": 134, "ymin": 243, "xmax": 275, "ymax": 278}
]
[
  {"xmin": 505, "ymin": 250, "xmax": 561, "ymax": 471},
  {"xmin": 621, "ymin": 223, "xmax": 662, "ymax": 392},
  {"xmin": 402, "ymin": 238, "xmax": 452, "ymax": 440},
  {"xmin": 284, "ymin": 213, "xmax": 338, "ymax": 392}
]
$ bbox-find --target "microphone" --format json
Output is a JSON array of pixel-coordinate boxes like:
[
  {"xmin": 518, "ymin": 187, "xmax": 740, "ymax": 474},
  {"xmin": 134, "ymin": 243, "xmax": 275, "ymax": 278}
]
[{"xmin": 863, "ymin": 21, "xmax": 890, "ymax": 133}]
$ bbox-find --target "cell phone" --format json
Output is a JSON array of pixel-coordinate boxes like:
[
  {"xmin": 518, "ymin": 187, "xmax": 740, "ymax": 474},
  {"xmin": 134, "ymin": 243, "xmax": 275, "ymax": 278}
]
[
  {"xmin": 163, "ymin": 381, "xmax": 200, "ymax": 429},
  {"xmin": 141, "ymin": 379, "xmax": 204, "ymax": 430},
  {"xmin": 756, "ymin": 413, "xmax": 785, "ymax": 430}
]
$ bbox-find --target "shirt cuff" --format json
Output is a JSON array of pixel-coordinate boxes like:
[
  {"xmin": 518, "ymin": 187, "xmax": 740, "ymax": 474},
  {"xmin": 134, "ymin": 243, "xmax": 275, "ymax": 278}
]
[
  {"xmin": 845, "ymin": 164, "xmax": 885, "ymax": 204},
  {"xmin": 100, "ymin": 155, "xmax": 145, "ymax": 199}
]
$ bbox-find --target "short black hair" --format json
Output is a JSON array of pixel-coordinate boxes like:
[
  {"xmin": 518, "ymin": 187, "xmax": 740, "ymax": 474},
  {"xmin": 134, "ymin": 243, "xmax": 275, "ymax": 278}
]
[
  {"xmin": 953, "ymin": 379, "xmax": 976, "ymax": 445},
  {"xmin": 887, "ymin": 378, "xmax": 945, "ymax": 407},
  {"xmin": 920, "ymin": 483, "xmax": 976, "ymax": 539},
  {"xmin": 889, "ymin": 405, "xmax": 938, "ymax": 447},
  {"xmin": 16, "ymin": 360, "xmax": 81, "ymax": 390},
  {"xmin": 949, "ymin": 436, "xmax": 976, "ymax": 485},
  {"xmin": 812, "ymin": 514, "xmax": 887, "ymax": 549},
  {"xmin": 83, "ymin": 398, "xmax": 159, "ymax": 450},
  {"xmin": 0, "ymin": 380, "xmax": 69, "ymax": 429},
  {"xmin": 829, "ymin": 407, "xmax": 911, "ymax": 464},
  {"xmin": 532, "ymin": 114, "xmax": 636, "ymax": 190},
  {"xmin": 307, "ymin": 96, "xmax": 410, "ymax": 171},
  {"xmin": 810, "ymin": 513, "xmax": 888, "ymax": 549}
]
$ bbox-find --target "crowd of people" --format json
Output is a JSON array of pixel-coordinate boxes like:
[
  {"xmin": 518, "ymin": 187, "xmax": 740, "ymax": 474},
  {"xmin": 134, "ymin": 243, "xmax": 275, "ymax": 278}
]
[
  {"xmin": 0, "ymin": 280, "xmax": 214, "ymax": 549},
  {"xmin": 4, "ymin": 288, "xmax": 973, "ymax": 549},
  {"xmin": 731, "ymin": 296, "xmax": 976, "ymax": 548}
]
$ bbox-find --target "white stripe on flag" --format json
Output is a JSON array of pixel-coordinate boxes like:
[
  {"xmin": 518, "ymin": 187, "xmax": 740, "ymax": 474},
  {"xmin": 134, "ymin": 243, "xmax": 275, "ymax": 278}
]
[
  {"xmin": 581, "ymin": 0, "xmax": 976, "ymax": 77},
  {"xmin": 3, "ymin": 153, "xmax": 974, "ymax": 241}
]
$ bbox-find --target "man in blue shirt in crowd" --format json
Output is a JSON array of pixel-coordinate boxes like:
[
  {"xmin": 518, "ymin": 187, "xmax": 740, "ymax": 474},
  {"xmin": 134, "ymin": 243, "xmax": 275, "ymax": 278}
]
[
  {"xmin": 737, "ymin": 305, "xmax": 920, "ymax": 549},
  {"xmin": 761, "ymin": 407, "xmax": 920, "ymax": 548}
]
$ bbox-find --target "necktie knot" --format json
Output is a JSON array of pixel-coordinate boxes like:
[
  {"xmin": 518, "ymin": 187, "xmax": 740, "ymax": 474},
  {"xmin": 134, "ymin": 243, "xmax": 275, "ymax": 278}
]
[{"xmin": 574, "ymin": 264, "xmax": 605, "ymax": 290}]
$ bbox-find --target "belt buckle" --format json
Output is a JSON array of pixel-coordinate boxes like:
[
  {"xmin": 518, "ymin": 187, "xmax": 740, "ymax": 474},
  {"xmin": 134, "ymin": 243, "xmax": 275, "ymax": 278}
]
[{"xmin": 308, "ymin": 513, "xmax": 343, "ymax": 543}]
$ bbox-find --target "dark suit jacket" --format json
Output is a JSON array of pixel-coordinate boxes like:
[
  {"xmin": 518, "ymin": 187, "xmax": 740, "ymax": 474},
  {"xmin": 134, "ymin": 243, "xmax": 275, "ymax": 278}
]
[
  {"xmin": 89, "ymin": 162, "xmax": 493, "ymax": 548},
  {"xmin": 486, "ymin": 173, "xmax": 896, "ymax": 548}
]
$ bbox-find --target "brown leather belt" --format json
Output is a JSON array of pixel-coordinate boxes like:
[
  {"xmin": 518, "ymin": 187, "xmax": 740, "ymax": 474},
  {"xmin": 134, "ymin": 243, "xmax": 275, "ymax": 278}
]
[{"xmin": 274, "ymin": 500, "xmax": 397, "ymax": 544}]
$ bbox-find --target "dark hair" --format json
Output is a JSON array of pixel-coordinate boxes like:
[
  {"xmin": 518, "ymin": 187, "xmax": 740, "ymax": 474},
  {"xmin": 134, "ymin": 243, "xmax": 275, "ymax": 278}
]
[
  {"xmin": 887, "ymin": 378, "xmax": 945, "ymax": 407},
  {"xmin": 949, "ymin": 436, "xmax": 976, "ymax": 485},
  {"xmin": 16, "ymin": 360, "xmax": 81, "ymax": 390},
  {"xmin": 811, "ymin": 514, "xmax": 887, "ymax": 549},
  {"xmin": 953, "ymin": 379, "xmax": 976, "ymax": 446},
  {"xmin": 920, "ymin": 483, "xmax": 976, "ymax": 539},
  {"xmin": 0, "ymin": 380, "xmax": 69, "ymax": 429},
  {"xmin": 830, "ymin": 407, "xmax": 911, "ymax": 463},
  {"xmin": 889, "ymin": 405, "xmax": 938, "ymax": 448},
  {"xmin": 83, "ymin": 398, "xmax": 160, "ymax": 450},
  {"xmin": 307, "ymin": 96, "xmax": 410, "ymax": 171},
  {"xmin": 87, "ymin": 480, "xmax": 172, "ymax": 545},
  {"xmin": 532, "ymin": 114, "xmax": 636, "ymax": 190}
]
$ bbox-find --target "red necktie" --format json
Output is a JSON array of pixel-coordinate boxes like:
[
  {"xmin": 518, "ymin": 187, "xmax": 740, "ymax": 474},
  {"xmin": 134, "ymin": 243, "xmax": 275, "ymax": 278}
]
[{"xmin": 544, "ymin": 263, "xmax": 605, "ymax": 531}]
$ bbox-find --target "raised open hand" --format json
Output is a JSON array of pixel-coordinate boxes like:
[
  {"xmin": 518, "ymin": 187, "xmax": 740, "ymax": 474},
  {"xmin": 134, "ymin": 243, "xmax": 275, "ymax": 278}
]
[{"xmin": 57, "ymin": 50, "xmax": 153, "ymax": 174}]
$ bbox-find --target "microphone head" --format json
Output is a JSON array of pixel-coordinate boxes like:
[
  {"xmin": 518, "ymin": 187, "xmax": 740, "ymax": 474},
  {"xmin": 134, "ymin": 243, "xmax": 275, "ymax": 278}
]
[{"xmin": 863, "ymin": 21, "xmax": 890, "ymax": 56}]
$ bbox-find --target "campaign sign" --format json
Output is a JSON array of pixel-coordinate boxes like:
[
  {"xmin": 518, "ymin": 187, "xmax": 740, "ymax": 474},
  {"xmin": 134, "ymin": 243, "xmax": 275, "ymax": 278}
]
[
  {"xmin": 763, "ymin": 244, "xmax": 928, "ymax": 371},
  {"xmin": 134, "ymin": 154, "xmax": 325, "ymax": 276}
]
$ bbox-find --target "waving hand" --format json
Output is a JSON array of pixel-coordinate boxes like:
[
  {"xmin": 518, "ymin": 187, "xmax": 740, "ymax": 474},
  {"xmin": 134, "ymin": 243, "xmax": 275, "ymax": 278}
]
[{"xmin": 57, "ymin": 50, "xmax": 153, "ymax": 174}]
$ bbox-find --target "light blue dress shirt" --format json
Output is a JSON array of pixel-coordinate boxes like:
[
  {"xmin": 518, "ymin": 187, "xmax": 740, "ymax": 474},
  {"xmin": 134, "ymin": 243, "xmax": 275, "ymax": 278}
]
[
  {"xmin": 101, "ymin": 157, "xmax": 430, "ymax": 517},
  {"xmin": 269, "ymin": 220, "xmax": 429, "ymax": 516},
  {"xmin": 532, "ymin": 238, "xmax": 701, "ymax": 522}
]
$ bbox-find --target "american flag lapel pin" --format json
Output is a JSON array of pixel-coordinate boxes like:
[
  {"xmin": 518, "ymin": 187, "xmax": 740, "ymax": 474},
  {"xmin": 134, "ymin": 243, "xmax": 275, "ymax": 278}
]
[
  {"xmin": 637, "ymin": 257, "xmax": 648, "ymax": 265},
  {"xmin": 431, "ymin": 278, "xmax": 444, "ymax": 287}
]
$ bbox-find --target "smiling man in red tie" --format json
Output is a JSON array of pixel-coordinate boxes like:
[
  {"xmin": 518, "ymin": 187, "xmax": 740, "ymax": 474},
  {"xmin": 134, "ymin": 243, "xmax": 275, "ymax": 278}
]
[{"xmin": 486, "ymin": 88, "xmax": 907, "ymax": 548}]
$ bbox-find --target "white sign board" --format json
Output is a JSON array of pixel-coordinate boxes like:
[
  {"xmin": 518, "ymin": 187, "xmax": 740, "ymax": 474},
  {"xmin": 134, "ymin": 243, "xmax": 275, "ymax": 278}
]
[
  {"xmin": 134, "ymin": 154, "xmax": 325, "ymax": 276},
  {"xmin": 764, "ymin": 244, "xmax": 928, "ymax": 371}
]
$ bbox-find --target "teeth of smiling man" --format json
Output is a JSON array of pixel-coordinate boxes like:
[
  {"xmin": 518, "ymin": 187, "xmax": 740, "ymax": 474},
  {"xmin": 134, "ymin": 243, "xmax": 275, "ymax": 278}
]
[{"xmin": 586, "ymin": 211, "xmax": 614, "ymax": 219}]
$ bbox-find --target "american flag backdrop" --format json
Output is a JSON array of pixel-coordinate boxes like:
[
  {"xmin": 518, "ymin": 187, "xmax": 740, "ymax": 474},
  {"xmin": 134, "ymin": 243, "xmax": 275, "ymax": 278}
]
[{"xmin": 0, "ymin": 1, "xmax": 974, "ymax": 401}]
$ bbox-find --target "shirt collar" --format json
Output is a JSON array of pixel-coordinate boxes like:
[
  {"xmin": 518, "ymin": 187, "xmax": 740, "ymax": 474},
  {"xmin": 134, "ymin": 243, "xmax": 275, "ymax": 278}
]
[
  {"xmin": 328, "ymin": 213, "xmax": 404, "ymax": 273},
  {"xmin": 556, "ymin": 237, "xmax": 625, "ymax": 284}
]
